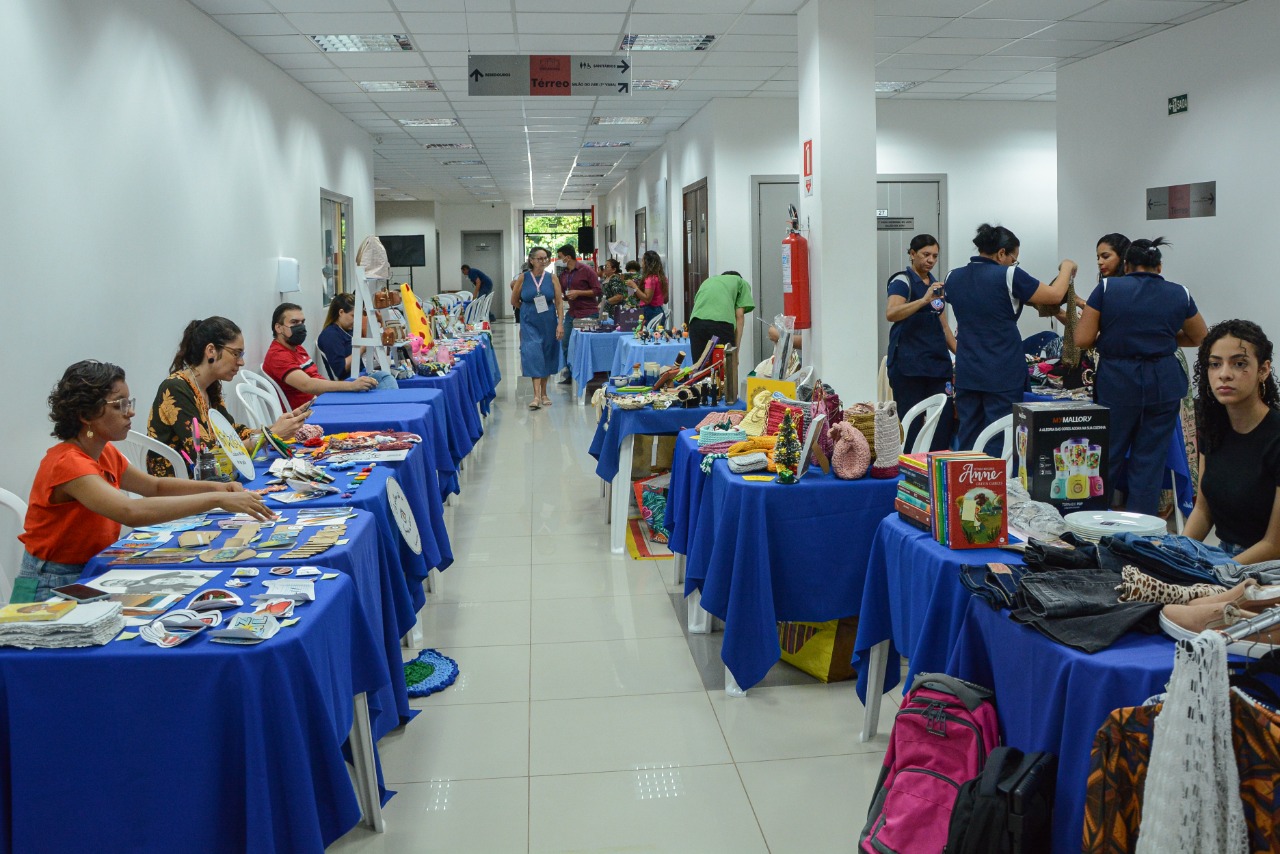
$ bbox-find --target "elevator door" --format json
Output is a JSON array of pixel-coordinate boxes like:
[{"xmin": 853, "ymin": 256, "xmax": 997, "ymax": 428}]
[
  {"xmin": 754, "ymin": 179, "xmax": 800, "ymax": 364},
  {"xmin": 876, "ymin": 180, "xmax": 942, "ymax": 362}
]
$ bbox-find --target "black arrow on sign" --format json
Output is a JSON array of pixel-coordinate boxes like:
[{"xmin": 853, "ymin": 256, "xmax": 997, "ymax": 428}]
[
  {"xmin": 618, "ymin": 82, "xmax": 629, "ymax": 94},
  {"xmin": 470, "ymin": 69, "xmax": 483, "ymax": 82},
  {"xmin": 619, "ymin": 58, "xmax": 630, "ymax": 74}
]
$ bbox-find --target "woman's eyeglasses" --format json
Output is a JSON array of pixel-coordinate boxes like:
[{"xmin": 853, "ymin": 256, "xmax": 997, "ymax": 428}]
[
  {"xmin": 221, "ymin": 345, "xmax": 245, "ymax": 360},
  {"xmin": 105, "ymin": 397, "xmax": 136, "ymax": 413}
]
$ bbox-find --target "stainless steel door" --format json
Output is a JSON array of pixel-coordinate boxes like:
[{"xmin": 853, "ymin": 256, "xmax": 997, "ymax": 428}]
[{"xmin": 876, "ymin": 181, "xmax": 942, "ymax": 361}]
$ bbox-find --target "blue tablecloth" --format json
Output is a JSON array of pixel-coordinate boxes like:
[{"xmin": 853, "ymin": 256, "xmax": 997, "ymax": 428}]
[
  {"xmin": 667, "ymin": 429, "xmax": 901, "ymax": 689},
  {"xmin": 852, "ymin": 513, "xmax": 1020, "ymax": 705},
  {"xmin": 82, "ymin": 508, "xmax": 413, "ymax": 740},
  {"xmin": 458, "ymin": 335, "xmax": 501, "ymax": 414},
  {"xmin": 399, "ymin": 365, "xmax": 482, "ymax": 462},
  {"xmin": 309, "ymin": 398, "xmax": 459, "ymax": 499},
  {"xmin": 610, "ymin": 338, "xmax": 690, "ymax": 378},
  {"xmin": 1023, "ymin": 391, "xmax": 1192, "ymax": 516},
  {"xmin": 589, "ymin": 400, "xmax": 741, "ymax": 483},
  {"xmin": 0, "ymin": 568, "xmax": 386, "ymax": 854},
  {"xmin": 946, "ymin": 598, "xmax": 1175, "ymax": 854},
  {"xmin": 569, "ymin": 329, "xmax": 629, "ymax": 389}
]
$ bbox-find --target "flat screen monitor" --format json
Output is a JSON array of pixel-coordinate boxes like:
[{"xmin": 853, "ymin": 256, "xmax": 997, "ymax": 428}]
[{"xmin": 379, "ymin": 234, "xmax": 426, "ymax": 267}]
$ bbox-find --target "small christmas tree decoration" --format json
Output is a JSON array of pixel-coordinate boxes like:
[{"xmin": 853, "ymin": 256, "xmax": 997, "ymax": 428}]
[{"xmin": 774, "ymin": 410, "xmax": 801, "ymax": 484}]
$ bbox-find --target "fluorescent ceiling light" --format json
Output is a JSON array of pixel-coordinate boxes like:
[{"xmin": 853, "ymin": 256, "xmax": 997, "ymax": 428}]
[
  {"xmin": 577, "ymin": 162, "xmax": 614, "ymax": 167},
  {"xmin": 574, "ymin": 173, "xmax": 606, "ymax": 178},
  {"xmin": 590, "ymin": 116, "xmax": 651, "ymax": 125},
  {"xmin": 310, "ymin": 34, "xmax": 412, "ymax": 52},
  {"xmin": 455, "ymin": 176, "xmax": 490, "ymax": 180},
  {"xmin": 358, "ymin": 80, "xmax": 438, "ymax": 92},
  {"xmin": 424, "ymin": 142, "xmax": 474, "ymax": 149},
  {"xmin": 443, "ymin": 160, "xmax": 484, "ymax": 166},
  {"xmin": 633, "ymin": 79, "xmax": 682, "ymax": 91},
  {"xmin": 876, "ymin": 81, "xmax": 920, "ymax": 93},
  {"xmin": 582, "ymin": 141, "xmax": 631, "ymax": 148},
  {"xmin": 399, "ymin": 118, "xmax": 459, "ymax": 127},
  {"xmin": 621, "ymin": 34, "xmax": 715, "ymax": 51}
]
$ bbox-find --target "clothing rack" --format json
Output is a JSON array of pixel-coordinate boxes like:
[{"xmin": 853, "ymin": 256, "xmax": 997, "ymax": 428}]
[{"xmin": 1221, "ymin": 603, "xmax": 1280, "ymax": 641}]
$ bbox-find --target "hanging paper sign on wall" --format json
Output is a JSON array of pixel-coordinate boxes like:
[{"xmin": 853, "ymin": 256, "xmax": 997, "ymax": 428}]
[
  {"xmin": 207, "ymin": 410, "xmax": 256, "ymax": 482},
  {"xmin": 386, "ymin": 476, "xmax": 422, "ymax": 555}
]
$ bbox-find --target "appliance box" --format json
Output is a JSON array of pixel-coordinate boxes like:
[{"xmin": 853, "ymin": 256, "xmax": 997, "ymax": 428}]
[{"xmin": 1012, "ymin": 402, "xmax": 1110, "ymax": 513}]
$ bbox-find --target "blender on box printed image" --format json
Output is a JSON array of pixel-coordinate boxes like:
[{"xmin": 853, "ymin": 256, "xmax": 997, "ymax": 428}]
[
  {"xmin": 1063, "ymin": 438, "xmax": 1090, "ymax": 501},
  {"xmin": 1087, "ymin": 444, "xmax": 1104, "ymax": 497},
  {"xmin": 1050, "ymin": 447, "xmax": 1068, "ymax": 499},
  {"xmin": 1016, "ymin": 425, "xmax": 1029, "ymax": 489}
]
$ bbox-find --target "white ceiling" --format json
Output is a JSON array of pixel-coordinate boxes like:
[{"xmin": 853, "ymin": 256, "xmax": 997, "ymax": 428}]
[{"xmin": 187, "ymin": 0, "xmax": 1243, "ymax": 207}]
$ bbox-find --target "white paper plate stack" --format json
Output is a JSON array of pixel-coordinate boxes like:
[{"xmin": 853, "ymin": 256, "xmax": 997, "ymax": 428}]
[{"xmin": 1063, "ymin": 510, "xmax": 1167, "ymax": 542}]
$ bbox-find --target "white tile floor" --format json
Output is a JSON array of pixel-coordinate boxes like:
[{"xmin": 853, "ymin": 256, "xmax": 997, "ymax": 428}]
[{"xmin": 329, "ymin": 325, "xmax": 896, "ymax": 853}]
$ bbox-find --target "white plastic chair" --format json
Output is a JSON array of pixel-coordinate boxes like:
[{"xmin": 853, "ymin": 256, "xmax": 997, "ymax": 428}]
[
  {"xmin": 644, "ymin": 312, "xmax": 664, "ymax": 333},
  {"xmin": 254, "ymin": 366, "xmax": 292, "ymax": 412},
  {"xmin": 972, "ymin": 414, "xmax": 1015, "ymax": 475},
  {"xmin": 0, "ymin": 487, "xmax": 28, "ymax": 605},
  {"xmin": 116, "ymin": 430, "xmax": 190, "ymax": 481},
  {"xmin": 877, "ymin": 356, "xmax": 893, "ymax": 403},
  {"xmin": 315, "ymin": 350, "xmax": 335, "ymax": 381},
  {"xmin": 236, "ymin": 383, "xmax": 282, "ymax": 430},
  {"xmin": 900, "ymin": 393, "xmax": 948, "ymax": 454}
]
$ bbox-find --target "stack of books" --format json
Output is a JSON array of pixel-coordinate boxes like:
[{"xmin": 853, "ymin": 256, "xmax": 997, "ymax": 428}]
[
  {"xmin": 0, "ymin": 601, "xmax": 124, "ymax": 649},
  {"xmin": 927, "ymin": 452, "xmax": 1008, "ymax": 550},
  {"xmin": 895, "ymin": 452, "xmax": 932, "ymax": 531}
]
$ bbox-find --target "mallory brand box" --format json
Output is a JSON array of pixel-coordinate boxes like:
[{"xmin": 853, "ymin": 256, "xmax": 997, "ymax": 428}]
[{"xmin": 1012, "ymin": 402, "xmax": 1110, "ymax": 513}]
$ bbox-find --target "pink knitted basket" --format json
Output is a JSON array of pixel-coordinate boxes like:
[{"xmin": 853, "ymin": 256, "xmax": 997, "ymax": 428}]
[{"xmin": 829, "ymin": 421, "xmax": 871, "ymax": 480}]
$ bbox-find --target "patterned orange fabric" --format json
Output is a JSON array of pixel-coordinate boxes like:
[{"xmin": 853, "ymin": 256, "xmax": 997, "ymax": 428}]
[{"xmin": 1084, "ymin": 692, "xmax": 1280, "ymax": 853}]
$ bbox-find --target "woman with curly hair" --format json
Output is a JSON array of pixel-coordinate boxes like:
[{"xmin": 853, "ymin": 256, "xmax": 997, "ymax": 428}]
[
  {"xmin": 147, "ymin": 316, "xmax": 308, "ymax": 477},
  {"xmin": 1184, "ymin": 320, "xmax": 1280, "ymax": 562},
  {"xmin": 14, "ymin": 360, "xmax": 272, "ymax": 601},
  {"xmin": 629, "ymin": 249, "xmax": 668, "ymax": 324}
]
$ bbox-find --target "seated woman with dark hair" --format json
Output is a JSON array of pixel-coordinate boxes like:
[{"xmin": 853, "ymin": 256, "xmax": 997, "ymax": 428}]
[
  {"xmin": 147, "ymin": 316, "xmax": 309, "ymax": 478},
  {"xmin": 15, "ymin": 360, "xmax": 272, "ymax": 602},
  {"xmin": 317, "ymin": 294, "xmax": 357, "ymax": 380},
  {"xmin": 1184, "ymin": 320, "xmax": 1280, "ymax": 563}
]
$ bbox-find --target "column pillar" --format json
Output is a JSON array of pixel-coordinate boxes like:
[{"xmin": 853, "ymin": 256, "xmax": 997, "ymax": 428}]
[{"xmin": 797, "ymin": 0, "xmax": 878, "ymax": 401}]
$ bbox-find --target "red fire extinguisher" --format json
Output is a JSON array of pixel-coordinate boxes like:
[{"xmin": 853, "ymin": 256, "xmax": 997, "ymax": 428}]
[{"xmin": 781, "ymin": 204, "xmax": 811, "ymax": 330}]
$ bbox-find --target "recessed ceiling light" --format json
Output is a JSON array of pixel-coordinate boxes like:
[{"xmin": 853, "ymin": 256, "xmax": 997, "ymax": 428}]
[
  {"xmin": 590, "ymin": 116, "xmax": 651, "ymax": 125},
  {"xmin": 621, "ymin": 34, "xmax": 715, "ymax": 51},
  {"xmin": 310, "ymin": 34, "xmax": 412, "ymax": 52},
  {"xmin": 424, "ymin": 142, "xmax": 474, "ymax": 149},
  {"xmin": 399, "ymin": 118, "xmax": 459, "ymax": 127},
  {"xmin": 582, "ymin": 141, "xmax": 631, "ymax": 148},
  {"xmin": 633, "ymin": 79, "xmax": 682, "ymax": 91},
  {"xmin": 443, "ymin": 160, "xmax": 484, "ymax": 166},
  {"xmin": 576, "ymin": 162, "xmax": 613, "ymax": 167},
  {"xmin": 876, "ymin": 81, "xmax": 920, "ymax": 93},
  {"xmin": 455, "ymin": 176, "xmax": 490, "ymax": 180},
  {"xmin": 574, "ymin": 173, "xmax": 606, "ymax": 178},
  {"xmin": 358, "ymin": 80, "xmax": 438, "ymax": 92}
]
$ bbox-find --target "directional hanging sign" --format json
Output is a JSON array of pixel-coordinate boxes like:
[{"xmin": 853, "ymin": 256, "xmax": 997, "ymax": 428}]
[{"xmin": 468, "ymin": 55, "xmax": 631, "ymax": 97}]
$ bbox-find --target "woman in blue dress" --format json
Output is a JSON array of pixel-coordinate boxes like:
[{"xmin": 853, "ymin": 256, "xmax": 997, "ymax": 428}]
[
  {"xmin": 1074, "ymin": 238, "xmax": 1207, "ymax": 514},
  {"xmin": 945, "ymin": 223, "xmax": 1078, "ymax": 453},
  {"xmin": 511, "ymin": 246, "xmax": 563, "ymax": 410}
]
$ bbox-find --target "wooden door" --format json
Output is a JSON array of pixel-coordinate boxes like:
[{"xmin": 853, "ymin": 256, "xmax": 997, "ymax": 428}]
[{"xmin": 682, "ymin": 179, "xmax": 709, "ymax": 323}]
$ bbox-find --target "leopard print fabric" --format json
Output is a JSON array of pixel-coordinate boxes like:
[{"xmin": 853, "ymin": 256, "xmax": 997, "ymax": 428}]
[{"xmin": 1115, "ymin": 564, "xmax": 1224, "ymax": 605}]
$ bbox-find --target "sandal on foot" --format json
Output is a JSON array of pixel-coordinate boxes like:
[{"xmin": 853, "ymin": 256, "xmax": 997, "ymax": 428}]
[{"xmin": 528, "ymin": 401, "xmax": 541, "ymax": 410}]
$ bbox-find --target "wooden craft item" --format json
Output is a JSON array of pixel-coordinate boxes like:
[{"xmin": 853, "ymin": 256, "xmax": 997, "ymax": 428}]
[{"xmin": 178, "ymin": 531, "xmax": 217, "ymax": 548}]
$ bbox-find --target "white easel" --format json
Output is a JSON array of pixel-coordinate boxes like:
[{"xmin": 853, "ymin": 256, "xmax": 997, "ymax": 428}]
[{"xmin": 350, "ymin": 274, "xmax": 395, "ymax": 375}]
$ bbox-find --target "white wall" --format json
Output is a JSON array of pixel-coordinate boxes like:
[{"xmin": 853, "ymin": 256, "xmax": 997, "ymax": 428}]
[
  {"xmin": 877, "ymin": 100, "xmax": 1060, "ymax": 336},
  {"xmin": 1058, "ymin": 0, "xmax": 1280, "ymax": 335},
  {"xmin": 0, "ymin": 0, "xmax": 374, "ymax": 499},
  {"xmin": 374, "ymin": 201, "xmax": 438, "ymax": 295}
]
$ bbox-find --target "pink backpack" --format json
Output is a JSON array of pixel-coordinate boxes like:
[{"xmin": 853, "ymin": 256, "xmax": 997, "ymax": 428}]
[{"xmin": 860, "ymin": 673, "xmax": 1000, "ymax": 854}]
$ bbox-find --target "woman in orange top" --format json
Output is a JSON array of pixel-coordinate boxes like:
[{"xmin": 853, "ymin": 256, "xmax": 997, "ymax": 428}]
[{"xmin": 14, "ymin": 360, "xmax": 272, "ymax": 602}]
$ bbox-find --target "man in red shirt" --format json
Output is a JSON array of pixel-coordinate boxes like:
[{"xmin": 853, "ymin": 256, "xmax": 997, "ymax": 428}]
[
  {"xmin": 263, "ymin": 303, "xmax": 376, "ymax": 409},
  {"xmin": 556, "ymin": 244, "xmax": 602, "ymax": 383}
]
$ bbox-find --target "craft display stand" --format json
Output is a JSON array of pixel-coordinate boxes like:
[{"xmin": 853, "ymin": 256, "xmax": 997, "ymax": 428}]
[{"xmin": 350, "ymin": 274, "xmax": 395, "ymax": 376}]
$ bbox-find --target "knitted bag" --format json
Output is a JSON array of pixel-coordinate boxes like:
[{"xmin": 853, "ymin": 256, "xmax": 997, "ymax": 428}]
[
  {"xmin": 727, "ymin": 436, "xmax": 778, "ymax": 472},
  {"xmin": 870, "ymin": 401, "xmax": 901, "ymax": 478},
  {"xmin": 830, "ymin": 421, "xmax": 871, "ymax": 480},
  {"xmin": 812, "ymin": 384, "xmax": 844, "ymax": 461},
  {"xmin": 844, "ymin": 403, "xmax": 877, "ymax": 449},
  {"xmin": 695, "ymin": 410, "xmax": 745, "ymax": 430},
  {"xmin": 766, "ymin": 400, "xmax": 806, "ymax": 437},
  {"xmin": 698, "ymin": 421, "xmax": 746, "ymax": 453},
  {"xmin": 740, "ymin": 389, "xmax": 774, "ymax": 437},
  {"xmin": 728, "ymin": 452, "xmax": 771, "ymax": 474}
]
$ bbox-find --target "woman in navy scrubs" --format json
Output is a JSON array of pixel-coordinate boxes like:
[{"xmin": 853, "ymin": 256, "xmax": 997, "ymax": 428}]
[
  {"xmin": 885, "ymin": 234, "xmax": 956, "ymax": 451},
  {"xmin": 1075, "ymin": 238, "xmax": 1207, "ymax": 514},
  {"xmin": 945, "ymin": 224, "xmax": 1078, "ymax": 452}
]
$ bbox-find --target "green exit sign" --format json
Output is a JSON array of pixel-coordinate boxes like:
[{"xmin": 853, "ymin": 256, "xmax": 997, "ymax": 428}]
[{"xmin": 1168, "ymin": 94, "xmax": 1188, "ymax": 115}]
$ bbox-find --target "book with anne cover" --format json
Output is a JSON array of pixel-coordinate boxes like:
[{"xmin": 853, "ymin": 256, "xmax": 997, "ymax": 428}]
[{"xmin": 944, "ymin": 457, "xmax": 1007, "ymax": 549}]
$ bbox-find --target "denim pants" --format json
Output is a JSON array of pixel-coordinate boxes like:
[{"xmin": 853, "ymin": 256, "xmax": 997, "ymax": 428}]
[
  {"xmin": 370, "ymin": 370, "xmax": 399, "ymax": 390},
  {"xmin": 12, "ymin": 551, "xmax": 84, "ymax": 603},
  {"xmin": 959, "ymin": 562, "xmax": 1027, "ymax": 610},
  {"xmin": 1097, "ymin": 532, "xmax": 1237, "ymax": 586},
  {"xmin": 1010, "ymin": 567, "xmax": 1162, "ymax": 653}
]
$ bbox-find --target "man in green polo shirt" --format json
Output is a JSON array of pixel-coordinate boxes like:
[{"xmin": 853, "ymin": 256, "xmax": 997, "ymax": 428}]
[{"xmin": 688, "ymin": 271, "xmax": 754, "ymax": 362}]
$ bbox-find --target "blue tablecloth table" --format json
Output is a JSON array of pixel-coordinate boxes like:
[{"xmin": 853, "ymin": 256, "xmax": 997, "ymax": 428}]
[
  {"xmin": 610, "ymin": 338, "xmax": 690, "ymax": 379},
  {"xmin": 667, "ymin": 429, "xmax": 900, "ymax": 691},
  {"xmin": 851, "ymin": 513, "xmax": 1019, "ymax": 741},
  {"xmin": 568, "ymin": 329, "xmax": 629, "ymax": 403},
  {"xmin": 0, "ymin": 568, "xmax": 388, "ymax": 853},
  {"xmin": 946, "ymin": 598, "xmax": 1175, "ymax": 854},
  {"xmin": 399, "ymin": 365, "xmax": 483, "ymax": 458}
]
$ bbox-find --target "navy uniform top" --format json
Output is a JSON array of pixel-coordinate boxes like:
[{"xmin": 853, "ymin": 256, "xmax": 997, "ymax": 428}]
[
  {"xmin": 885, "ymin": 267, "xmax": 951, "ymax": 378},
  {"xmin": 466, "ymin": 268, "xmax": 494, "ymax": 296},
  {"xmin": 945, "ymin": 256, "xmax": 1040, "ymax": 392},
  {"xmin": 1086, "ymin": 272, "xmax": 1197, "ymax": 406}
]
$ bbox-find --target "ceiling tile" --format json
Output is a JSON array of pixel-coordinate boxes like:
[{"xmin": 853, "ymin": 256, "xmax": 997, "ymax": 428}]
[
  {"xmin": 874, "ymin": 15, "xmax": 951, "ymax": 37},
  {"xmin": 931, "ymin": 69, "xmax": 1019, "ymax": 83},
  {"xmin": 514, "ymin": 13, "xmax": 626, "ymax": 33},
  {"xmin": 325, "ymin": 53, "xmax": 427, "ymax": 68},
  {"xmin": 729, "ymin": 14, "xmax": 799, "ymax": 35},
  {"xmin": 187, "ymin": 0, "xmax": 277, "ymax": 12},
  {"xmin": 909, "ymin": 82, "xmax": 988, "ymax": 94},
  {"xmin": 967, "ymin": 0, "xmax": 1099, "ymax": 18},
  {"xmin": 876, "ymin": 37, "xmax": 921, "ymax": 53},
  {"xmin": 1025, "ymin": 20, "xmax": 1153, "ymax": 40},
  {"xmin": 900, "ymin": 37, "xmax": 1018, "ymax": 54},
  {"xmin": 211, "ymin": 14, "xmax": 296, "ymax": 36},
  {"xmin": 960, "ymin": 55, "xmax": 1058, "ymax": 71},
  {"xmin": 239, "ymin": 34, "xmax": 317, "ymax": 53},
  {"xmin": 272, "ymin": 0, "xmax": 394, "ymax": 11},
  {"xmin": 713, "ymin": 34, "xmax": 796, "ymax": 52},
  {"xmin": 878, "ymin": 53, "xmax": 978, "ymax": 69},
  {"xmin": 263, "ymin": 52, "xmax": 335, "ymax": 69},
  {"xmin": 993, "ymin": 39, "xmax": 1110, "ymax": 57},
  {"xmin": 875, "ymin": 0, "xmax": 989, "ymax": 15},
  {"xmin": 282, "ymin": 12, "xmax": 404, "ymax": 32},
  {"xmin": 875, "ymin": 68, "xmax": 943, "ymax": 82},
  {"xmin": 1070, "ymin": 0, "xmax": 1215, "ymax": 24},
  {"xmin": 928, "ymin": 18, "xmax": 1054, "ymax": 39},
  {"xmin": 399, "ymin": 13, "xmax": 468, "ymax": 33}
]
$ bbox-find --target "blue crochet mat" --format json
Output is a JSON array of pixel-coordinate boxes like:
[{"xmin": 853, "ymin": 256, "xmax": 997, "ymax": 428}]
[{"xmin": 404, "ymin": 649, "xmax": 459, "ymax": 698}]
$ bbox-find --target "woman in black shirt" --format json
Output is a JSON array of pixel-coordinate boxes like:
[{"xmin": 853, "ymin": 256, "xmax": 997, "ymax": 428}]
[{"xmin": 1185, "ymin": 319, "xmax": 1280, "ymax": 562}]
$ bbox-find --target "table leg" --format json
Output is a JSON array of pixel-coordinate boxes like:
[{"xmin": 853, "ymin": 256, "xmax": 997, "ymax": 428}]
[
  {"xmin": 604, "ymin": 482, "xmax": 611, "ymax": 523},
  {"xmin": 859, "ymin": 640, "xmax": 889, "ymax": 743},
  {"xmin": 348, "ymin": 692, "xmax": 385, "ymax": 832},
  {"xmin": 725, "ymin": 666, "xmax": 747, "ymax": 698},
  {"xmin": 609, "ymin": 439, "xmax": 633, "ymax": 554},
  {"xmin": 687, "ymin": 589, "xmax": 713, "ymax": 634},
  {"xmin": 674, "ymin": 552, "xmax": 685, "ymax": 585}
]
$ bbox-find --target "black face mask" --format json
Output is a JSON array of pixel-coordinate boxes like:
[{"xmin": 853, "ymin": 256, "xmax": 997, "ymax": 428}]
[{"xmin": 285, "ymin": 324, "xmax": 307, "ymax": 346}]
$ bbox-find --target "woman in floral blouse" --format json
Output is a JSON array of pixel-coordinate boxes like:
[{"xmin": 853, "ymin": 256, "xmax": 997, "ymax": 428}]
[
  {"xmin": 599, "ymin": 258, "xmax": 634, "ymax": 321},
  {"xmin": 146, "ymin": 316, "xmax": 308, "ymax": 478}
]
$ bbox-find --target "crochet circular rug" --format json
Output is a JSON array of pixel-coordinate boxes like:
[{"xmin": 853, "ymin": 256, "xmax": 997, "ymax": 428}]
[{"xmin": 403, "ymin": 649, "xmax": 459, "ymax": 698}]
